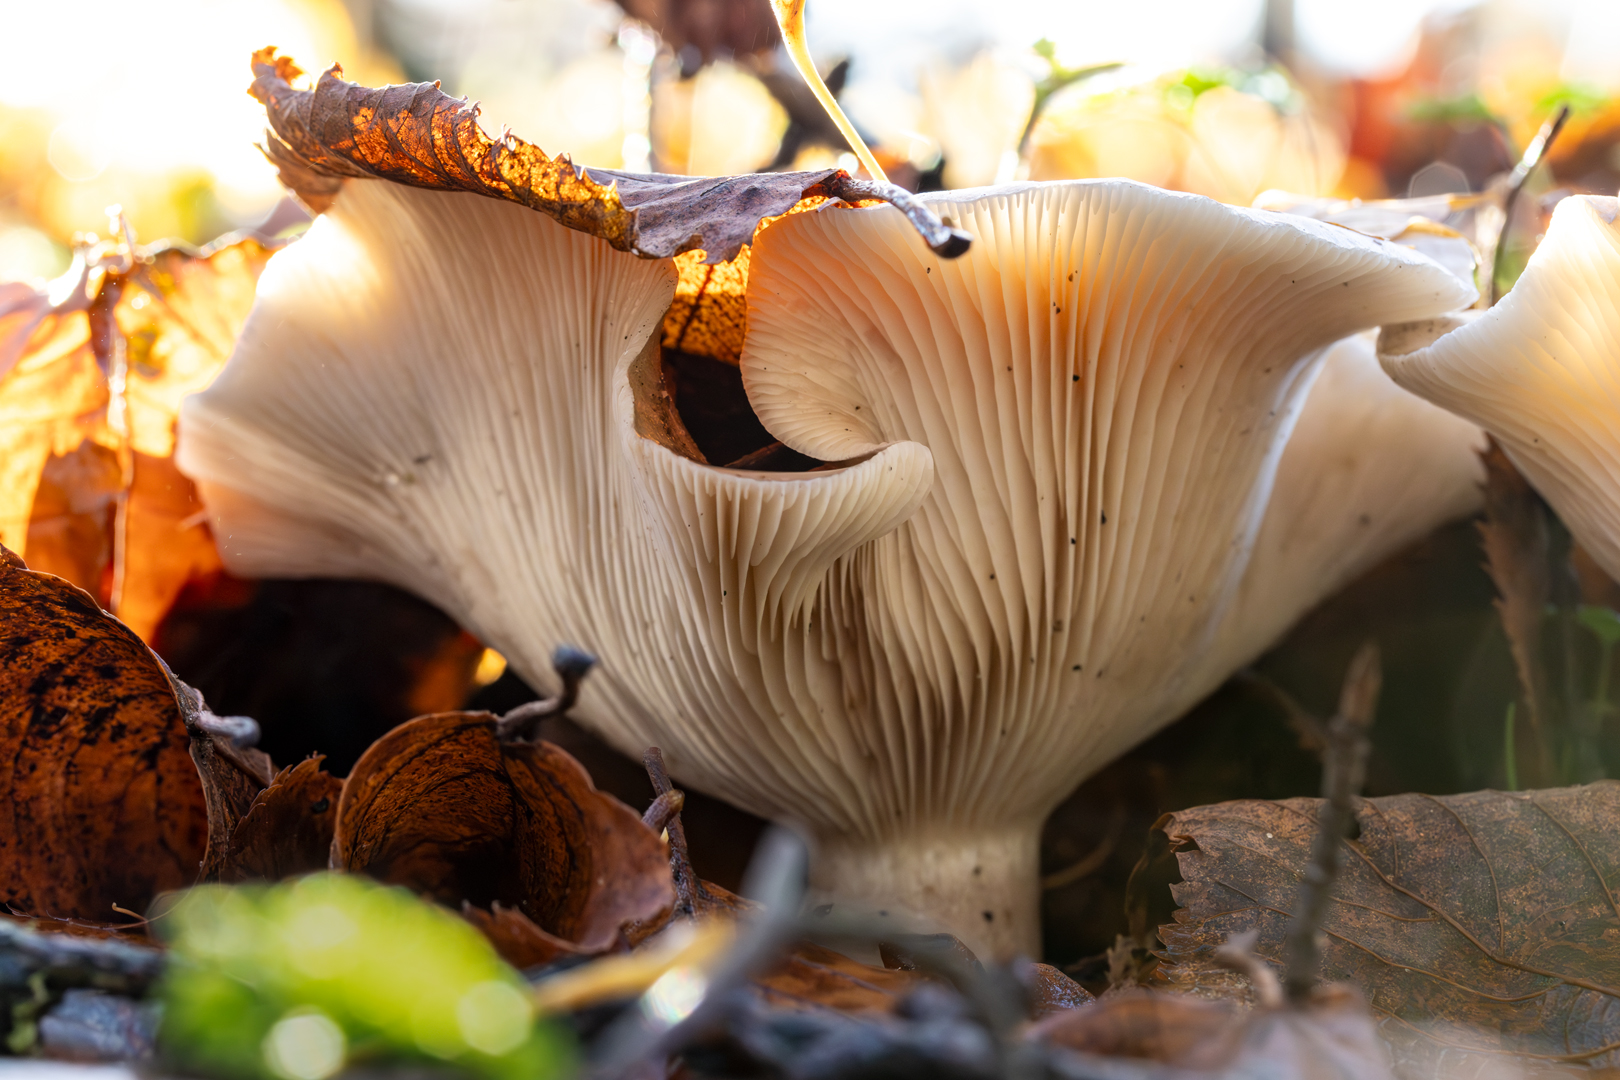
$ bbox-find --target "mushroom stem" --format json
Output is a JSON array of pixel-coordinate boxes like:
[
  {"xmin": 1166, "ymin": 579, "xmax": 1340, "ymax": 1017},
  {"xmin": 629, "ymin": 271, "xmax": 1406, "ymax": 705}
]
[
  {"xmin": 769, "ymin": 0, "xmax": 889, "ymax": 184},
  {"xmin": 809, "ymin": 826, "xmax": 1041, "ymax": 960}
]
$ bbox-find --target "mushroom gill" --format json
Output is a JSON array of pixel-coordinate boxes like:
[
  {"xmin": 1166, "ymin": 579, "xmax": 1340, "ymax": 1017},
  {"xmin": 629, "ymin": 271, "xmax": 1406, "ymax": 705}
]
[
  {"xmin": 736, "ymin": 179, "xmax": 1472, "ymax": 953},
  {"xmin": 1379, "ymin": 194, "xmax": 1620, "ymax": 580},
  {"xmin": 179, "ymin": 176, "xmax": 1472, "ymax": 958}
]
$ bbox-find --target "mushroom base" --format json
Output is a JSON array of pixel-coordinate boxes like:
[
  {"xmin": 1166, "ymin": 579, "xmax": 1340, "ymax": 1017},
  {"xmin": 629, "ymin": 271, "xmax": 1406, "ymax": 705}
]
[{"xmin": 807, "ymin": 826, "xmax": 1041, "ymax": 960}]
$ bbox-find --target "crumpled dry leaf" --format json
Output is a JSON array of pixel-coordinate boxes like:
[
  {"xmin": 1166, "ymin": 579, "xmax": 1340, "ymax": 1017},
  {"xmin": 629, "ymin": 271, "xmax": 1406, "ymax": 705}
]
[
  {"xmin": 251, "ymin": 48, "xmax": 831, "ymax": 263},
  {"xmin": 756, "ymin": 942, "xmax": 937, "ymax": 1014},
  {"xmin": 1158, "ymin": 782, "xmax": 1620, "ymax": 1076},
  {"xmin": 249, "ymin": 49, "xmax": 968, "ymax": 266},
  {"xmin": 0, "ymin": 545, "xmax": 206, "ymax": 921},
  {"xmin": 176, "ymin": 683, "xmax": 276, "ymax": 885},
  {"xmin": 1032, "ymin": 984, "xmax": 1390, "ymax": 1080},
  {"xmin": 333, "ymin": 712, "xmax": 674, "ymax": 966},
  {"xmin": 613, "ymin": 0, "xmax": 781, "ymax": 64},
  {"xmin": 220, "ymin": 756, "xmax": 342, "ymax": 882},
  {"xmin": 2, "ymin": 234, "xmax": 276, "ymax": 643}
]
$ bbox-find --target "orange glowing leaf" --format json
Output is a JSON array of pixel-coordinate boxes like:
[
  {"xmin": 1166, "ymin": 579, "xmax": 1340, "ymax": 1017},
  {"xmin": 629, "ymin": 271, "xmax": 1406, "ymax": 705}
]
[{"xmin": 2, "ymin": 234, "xmax": 279, "ymax": 641}]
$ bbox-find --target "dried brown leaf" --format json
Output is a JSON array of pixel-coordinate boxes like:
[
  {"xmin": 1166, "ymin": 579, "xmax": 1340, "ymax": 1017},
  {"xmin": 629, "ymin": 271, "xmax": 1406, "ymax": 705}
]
[
  {"xmin": 4, "ymin": 235, "xmax": 275, "ymax": 641},
  {"xmin": 613, "ymin": 0, "xmax": 781, "ymax": 63},
  {"xmin": 0, "ymin": 546, "xmax": 207, "ymax": 920},
  {"xmin": 0, "ymin": 286, "xmax": 100, "ymax": 556},
  {"xmin": 182, "ymin": 692, "xmax": 275, "ymax": 885},
  {"xmin": 219, "ymin": 756, "xmax": 343, "ymax": 882},
  {"xmin": 334, "ymin": 712, "xmax": 674, "ymax": 966},
  {"xmin": 755, "ymin": 941, "xmax": 937, "ymax": 1014},
  {"xmin": 1033, "ymin": 984, "xmax": 1391, "ymax": 1079},
  {"xmin": 249, "ymin": 50, "xmax": 969, "ymax": 266},
  {"xmin": 463, "ymin": 903, "xmax": 594, "ymax": 970},
  {"xmin": 1159, "ymin": 782, "xmax": 1620, "ymax": 1076},
  {"xmin": 1027, "ymin": 963, "xmax": 1095, "ymax": 1018},
  {"xmin": 251, "ymin": 48, "xmax": 831, "ymax": 262}
]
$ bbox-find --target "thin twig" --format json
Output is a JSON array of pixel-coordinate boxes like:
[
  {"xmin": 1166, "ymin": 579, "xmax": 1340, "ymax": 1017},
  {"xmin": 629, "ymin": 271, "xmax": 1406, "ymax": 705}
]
[
  {"xmin": 821, "ymin": 173, "xmax": 973, "ymax": 258},
  {"xmin": 496, "ymin": 645, "xmax": 596, "ymax": 742},
  {"xmin": 643, "ymin": 747, "xmax": 700, "ymax": 918},
  {"xmin": 1479, "ymin": 439, "xmax": 1555, "ymax": 785},
  {"xmin": 641, "ymin": 789, "xmax": 685, "ymax": 834},
  {"xmin": 1490, "ymin": 103, "xmax": 1571, "ymax": 305},
  {"xmin": 1283, "ymin": 642, "xmax": 1380, "ymax": 1002},
  {"xmin": 1040, "ymin": 803, "xmax": 1125, "ymax": 890}
]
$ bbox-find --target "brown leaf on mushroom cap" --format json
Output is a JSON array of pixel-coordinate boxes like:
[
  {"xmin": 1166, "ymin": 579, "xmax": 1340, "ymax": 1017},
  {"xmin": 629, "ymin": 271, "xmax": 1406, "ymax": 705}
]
[
  {"xmin": 1158, "ymin": 783, "xmax": 1620, "ymax": 1075},
  {"xmin": 0, "ymin": 547, "xmax": 206, "ymax": 920},
  {"xmin": 333, "ymin": 712, "xmax": 674, "ymax": 967},
  {"xmin": 219, "ymin": 756, "xmax": 343, "ymax": 883},
  {"xmin": 660, "ymin": 196, "xmax": 834, "ymax": 364},
  {"xmin": 250, "ymin": 48, "xmax": 847, "ymax": 264}
]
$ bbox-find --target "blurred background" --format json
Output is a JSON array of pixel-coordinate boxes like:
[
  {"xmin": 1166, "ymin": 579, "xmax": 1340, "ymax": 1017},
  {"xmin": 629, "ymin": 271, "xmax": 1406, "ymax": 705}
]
[
  {"xmin": 3, "ymin": 0, "xmax": 1619, "ymax": 281},
  {"xmin": 4, "ymin": 0, "xmax": 1620, "ymax": 975}
]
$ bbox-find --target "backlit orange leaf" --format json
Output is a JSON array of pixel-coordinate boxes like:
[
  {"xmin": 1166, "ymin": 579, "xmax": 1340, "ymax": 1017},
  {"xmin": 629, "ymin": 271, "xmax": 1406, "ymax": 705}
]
[{"xmin": 0, "ymin": 231, "xmax": 279, "ymax": 641}]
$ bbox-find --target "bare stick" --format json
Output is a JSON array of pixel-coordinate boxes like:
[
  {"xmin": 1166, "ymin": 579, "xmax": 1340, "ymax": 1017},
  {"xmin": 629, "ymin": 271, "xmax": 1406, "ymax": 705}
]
[
  {"xmin": 1284, "ymin": 642, "xmax": 1380, "ymax": 1002},
  {"xmin": 821, "ymin": 173, "xmax": 973, "ymax": 258},
  {"xmin": 1491, "ymin": 103, "xmax": 1571, "ymax": 305},
  {"xmin": 495, "ymin": 644, "xmax": 595, "ymax": 742},
  {"xmin": 643, "ymin": 747, "xmax": 699, "ymax": 918}
]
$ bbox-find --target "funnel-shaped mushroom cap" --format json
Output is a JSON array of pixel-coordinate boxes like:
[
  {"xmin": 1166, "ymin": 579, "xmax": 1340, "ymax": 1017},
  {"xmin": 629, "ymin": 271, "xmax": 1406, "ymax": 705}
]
[
  {"xmin": 178, "ymin": 179, "xmax": 931, "ymax": 806},
  {"xmin": 738, "ymin": 180, "xmax": 1468, "ymax": 941},
  {"xmin": 1380, "ymin": 195, "xmax": 1620, "ymax": 578},
  {"xmin": 744, "ymin": 182, "xmax": 1472, "ymax": 765},
  {"xmin": 181, "ymin": 176, "xmax": 1470, "ymax": 957}
]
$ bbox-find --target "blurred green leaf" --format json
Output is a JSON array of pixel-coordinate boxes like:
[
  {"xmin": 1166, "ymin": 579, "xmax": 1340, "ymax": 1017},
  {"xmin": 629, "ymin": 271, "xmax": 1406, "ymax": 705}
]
[
  {"xmin": 1577, "ymin": 605, "xmax": 1620, "ymax": 649},
  {"xmin": 157, "ymin": 873, "xmax": 574, "ymax": 1080}
]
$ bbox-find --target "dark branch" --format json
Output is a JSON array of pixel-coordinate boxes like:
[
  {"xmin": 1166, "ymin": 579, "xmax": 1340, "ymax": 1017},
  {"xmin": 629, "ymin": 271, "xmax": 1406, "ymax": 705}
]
[
  {"xmin": 495, "ymin": 644, "xmax": 595, "ymax": 742},
  {"xmin": 1283, "ymin": 641, "xmax": 1380, "ymax": 1002},
  {"xmin": 821, "ymin": 174, "xmax": 973, "ymax": 258},
  {"xmin": 643, "ymin": 746, "xmax": 700, "ymax": 918}
]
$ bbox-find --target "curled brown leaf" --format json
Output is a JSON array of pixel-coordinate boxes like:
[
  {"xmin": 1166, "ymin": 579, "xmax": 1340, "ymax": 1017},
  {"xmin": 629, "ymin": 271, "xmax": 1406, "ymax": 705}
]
[
  {"xmin": 0, "ymin": 546, "xmax": 206, "ymax": 922},
  {"xmin": 220, "ymin": 756, "xmax": 343, "ymax": 882},
  {"xmin": 334, "ymin": 712, "xmax": 674, "ymax": 966}
]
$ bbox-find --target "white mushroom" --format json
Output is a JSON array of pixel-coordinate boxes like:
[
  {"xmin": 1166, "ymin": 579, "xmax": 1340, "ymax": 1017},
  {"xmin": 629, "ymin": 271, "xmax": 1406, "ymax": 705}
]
[
  {"xmin": 738, "ymin": 180, "xmax": 1470, "ymax": 951},
  {"xmin": 179, "ymin": 176, "xmax": 1470, "ymax": 957},
  {"xmin": 1379, "ymin": 195, "xmax": 1620, "ymax": 580},
  {"xmin": 1184, "ymin": 331, "xmax": 1486, "ymax": 695}
]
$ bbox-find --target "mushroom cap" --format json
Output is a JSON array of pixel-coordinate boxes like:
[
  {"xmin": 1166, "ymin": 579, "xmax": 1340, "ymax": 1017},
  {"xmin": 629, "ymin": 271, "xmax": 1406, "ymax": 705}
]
[
  {"xmin": 740, "ymin": 179, "xmax": 1474, "ymax": 816},
  {"xmin": 1379, "ymin": 195, "xmax": 1620, "ymax": 579},
  {"xmin": 1185, "ymin": 330, "xmax": 1484, "ymax": 698},
  {"xmin": 181, "ymin": 176, "xmax": 1471, "ymax": 861},
  {"xmin": 1253, "ymin": 190, "xmax": 1483, "ymax": 300},
  {"xmin": 177, "ymin": 179, "xmax": 933, "ymax": 836}
]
